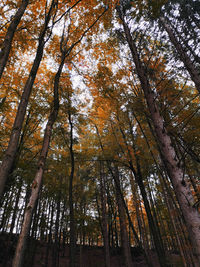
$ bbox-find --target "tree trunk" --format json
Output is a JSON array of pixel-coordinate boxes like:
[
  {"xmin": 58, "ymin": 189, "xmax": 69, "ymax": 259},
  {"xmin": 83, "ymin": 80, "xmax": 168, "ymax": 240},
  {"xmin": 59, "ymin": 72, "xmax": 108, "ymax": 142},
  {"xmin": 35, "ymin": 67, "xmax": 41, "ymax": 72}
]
[
  {"xmin": 45, "ymin": 201, "xmax": 54, "ymax": 267},
  {"xmin": 99, "ymin": 161, "xmax": 111, "ymax": 267},
  {"xmin": 30, "ymin": 197, "xmax": 40, "ymax": 240},
  {"xmin": 9, "ymin": 179, "xmax": 23, "ymax": 233},
  {"xmin": 95, "ymin": 124, "xmax": 140, "ymax": 247},
  {"xmin": 130, "ymin": 173, "xmax": 150, "ymax": 256},
  {"xmin": 106, "ymin": 189, "xmax": 119, "ymax": 248},
  {"xmin": 119, "ymin": 12, "xmax": 200, "ymax": 265},
  {"xmin": 0, "ymin": 0, "xmax": 29, "ymax": 79},
  {"xmin": 0, "ymin": 0, "xmax": 57, "ymax": 199},
  {"xmin": 116, "ymin": 111, "xmax": 165, "ymax": 265},
  {"xmin": 0, "ymin": 189, "xmax": 13, "ymax": 230},
  {"xmin": 68, "ymin": 108, "xmax": 76, "ymax": 267},
  {"xmin": 146, "ymin": 179, "xmax": 165, "ymax": 250},
  {"xmin": 162, "ymin": 183, "xmax": 188, "ymax": 266},
  {"xmin": 130, "ymin": 162, "xmax": 167, "ymax": 266},
  {"xmin": 12, "ymin": 43, "xmax": 64, "ymax": 267},
  {"xmin": 52, "ymin": 180, "xmax": 61, "ymax": 267},
  {"xmin": 160, "ymin": 17, "xmax": 200, "ymax": 94},
  {"xmin": 114, "ymin": 166, "xmax": 133, "ymax": 267}
]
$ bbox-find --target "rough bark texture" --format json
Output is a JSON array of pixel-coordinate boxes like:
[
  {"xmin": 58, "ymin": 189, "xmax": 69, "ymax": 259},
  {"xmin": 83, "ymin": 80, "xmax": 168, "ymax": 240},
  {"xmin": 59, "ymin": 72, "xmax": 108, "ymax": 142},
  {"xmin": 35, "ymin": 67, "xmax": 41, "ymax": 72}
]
[
  {"xmin": 160, "ymin": 17, "xmax": 200, "ymax": 94},
  {"xmin": 0, "ymin": 0, "xmax": 57, "ymax": 199},
  {"xmin": 0, "ymin": 0, "xmax": 29, "ymax": 79},
  {"xmin": 119, "ymin": 12, "xmax": 200, "ymax": 265}
]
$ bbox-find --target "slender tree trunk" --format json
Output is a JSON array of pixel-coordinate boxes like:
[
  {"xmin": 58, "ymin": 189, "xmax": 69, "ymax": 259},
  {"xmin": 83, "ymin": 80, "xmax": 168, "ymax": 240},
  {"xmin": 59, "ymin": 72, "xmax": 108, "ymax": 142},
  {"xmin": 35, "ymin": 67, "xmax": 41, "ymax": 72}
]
[
  {"xmin": 0, "ymin": 190, "xmax": 13, "ymax": 230},
  {"xmin": 95, "ymin": 124, "xmax": 152, "ymax": 265},
  {"xmin": 30, "ymin": 197, "xmax": 40, "ymax": 240},
  {"xmin": 160, "ymin": 17, "xmax": 200, "ymax": 94},
  {"xmin": 162, "ymin": 184, "xmax": 188, "ymax": 266},
  {"xmin": 163, "ymin": 176, "xmax": 196, "ymax": 265},
  {"xmin": 12, "ymin": 44, "xmax": 64, "ymax": 267},
  {"xmin": 115, "ymin": 113, "xmax": 165, "ymax": 265},
  {"xmin": 95, "ymin": 125, "xmax": 140, "ymax": 247},
  {"xmin": 114, "ymin": 211, "xmax": 119, "ymax": 248},
  {"xmin": 0, "ymin": 0, "xmax": 57, "ymax": 199},
  {"xmin": 130, "ymin": 162, "xmax": 167, "ymax": 266},
  {"xmin": 146, "ymin": 179, "xmax": 165, "ymax": 250},
  {"xmin": 114, "ymin": 166, "xmax": 133, "ymax": 267},
  {"xmin": 2, "ymin": 109, "xmax": 31, "ymax": 199},
  {"xmin": 119, "ymin": 12, "xmax": 200, "ymax": 265},
  {"xmin": 0, "ymin": 0, "xmax": 29, "ymax": 79},
  {"xmin": 130, "ymin": 173, "xmax": 150, "ymax": 256},
  {"xmin": 107, "ymin": 189, "xmax": 119, "ymax": 248},
  {"xmin": 9, "ymin": 179, "xmax": 23, "ymax": 234},
  {"xmin": 52, "ymin": 180, "xmax": 61, "ymax": 267},
  {"xmin": 68, "ymin": 108, "xmax": 76, "ymax": 267},
  {"xmin": 99, "ymin": 161, "xmax": 111, "ymax": 267},
  {"xmin": 45, "ymin": 201, "xmax": 54, "ymax": 267},
  {"xmin": 40, "ymin": 200, "xmax": 48, "ymax": 241}
]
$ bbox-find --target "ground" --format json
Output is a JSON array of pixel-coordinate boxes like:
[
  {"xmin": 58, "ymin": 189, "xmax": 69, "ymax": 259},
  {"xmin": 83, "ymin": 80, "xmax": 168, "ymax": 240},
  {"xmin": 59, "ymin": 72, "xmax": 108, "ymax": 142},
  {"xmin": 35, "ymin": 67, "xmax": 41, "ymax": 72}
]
[{"xmin": 0, "ymin": 232, "xmax": 182, "ymax": 266}]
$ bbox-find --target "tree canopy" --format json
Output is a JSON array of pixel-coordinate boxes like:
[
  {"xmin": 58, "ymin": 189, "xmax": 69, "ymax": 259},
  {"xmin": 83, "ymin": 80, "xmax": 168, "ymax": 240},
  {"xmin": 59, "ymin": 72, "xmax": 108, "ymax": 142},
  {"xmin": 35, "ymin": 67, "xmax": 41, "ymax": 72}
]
[{"xmin": 0, "ymin": 1, "xmax": 200, "ymax": 267}]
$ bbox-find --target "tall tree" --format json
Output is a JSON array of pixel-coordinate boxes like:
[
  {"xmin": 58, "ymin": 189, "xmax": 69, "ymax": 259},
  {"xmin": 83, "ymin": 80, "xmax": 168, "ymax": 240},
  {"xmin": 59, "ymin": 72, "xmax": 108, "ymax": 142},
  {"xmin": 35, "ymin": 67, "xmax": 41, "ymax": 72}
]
[
  {"xmin": 0, "ymin": 0, "xmax": 58, "ymax": 198},
  {"xmin": 12, "ymin": 31, "xmax": 63, "ymax": 267},
  {"xmin": 117, "ymin": 3, "xmax": 200, "ymax": 264}
]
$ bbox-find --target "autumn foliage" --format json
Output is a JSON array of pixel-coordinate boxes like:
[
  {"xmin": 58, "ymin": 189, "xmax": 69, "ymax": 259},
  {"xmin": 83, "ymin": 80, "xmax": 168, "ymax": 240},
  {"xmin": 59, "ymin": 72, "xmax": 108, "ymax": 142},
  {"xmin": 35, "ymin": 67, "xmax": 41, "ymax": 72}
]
[{"xmin": 0, "ymin": 1, "xmax": 200, "ymax": 267}]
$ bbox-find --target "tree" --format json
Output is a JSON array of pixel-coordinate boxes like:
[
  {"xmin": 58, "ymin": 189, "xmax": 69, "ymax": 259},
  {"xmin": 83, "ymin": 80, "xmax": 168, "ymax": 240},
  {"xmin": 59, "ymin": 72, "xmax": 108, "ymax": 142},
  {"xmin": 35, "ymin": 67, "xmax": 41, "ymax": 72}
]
[
  {"xmin": 12, "ymin": 27, "xmax": 64, "ymax": 267},
  {"xmin": 0, "ymin": 1, "xmax": 199, "ymax": 266},
  {"xmin": 117, "ymin": 3, "xmax": 200, "ymax": 264},
  {"xmin": 0, "ymin": 0, "xmax": 58, "ymax": 198},
  {"xmin": 99, "ymin": 161, "xmax": 111, "ymax": 267}
]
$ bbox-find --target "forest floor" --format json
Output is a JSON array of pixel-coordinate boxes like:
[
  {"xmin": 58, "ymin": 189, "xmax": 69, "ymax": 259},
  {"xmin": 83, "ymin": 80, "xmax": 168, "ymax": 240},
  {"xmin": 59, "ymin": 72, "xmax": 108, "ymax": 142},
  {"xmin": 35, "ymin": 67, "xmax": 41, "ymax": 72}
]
[{"xmin": 0, "ymin": 232, "xmax": 182, "ymax": 267}]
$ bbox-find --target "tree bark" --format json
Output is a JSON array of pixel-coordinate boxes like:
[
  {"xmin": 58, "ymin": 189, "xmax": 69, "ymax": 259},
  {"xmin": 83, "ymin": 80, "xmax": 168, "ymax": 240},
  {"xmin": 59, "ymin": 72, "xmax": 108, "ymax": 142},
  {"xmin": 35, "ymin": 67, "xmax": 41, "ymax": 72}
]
[
  {"xmin": 12, "ymin": 42, "xmax": 64, "ymax": 267},
  {"xmin": 0, "ymin": 0, "xmax": 57, "ymax": 199},
  {"xmin": 0, "ymin": 0, "xmax": 29, "ymax": 79},
  {"xmin": 119, "ymin": 11, "xmax": 200, "ymax": 265}
]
